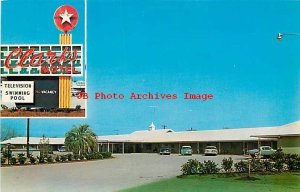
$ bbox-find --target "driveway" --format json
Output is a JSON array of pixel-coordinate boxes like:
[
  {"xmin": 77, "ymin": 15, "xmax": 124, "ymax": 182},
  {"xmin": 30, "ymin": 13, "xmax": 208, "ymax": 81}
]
[{"xmin": 1, "ymin": 153, "xmax": 246, "ymax": 192}]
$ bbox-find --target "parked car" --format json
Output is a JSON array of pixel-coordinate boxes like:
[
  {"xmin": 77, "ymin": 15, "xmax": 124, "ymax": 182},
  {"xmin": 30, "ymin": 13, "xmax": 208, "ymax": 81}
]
[
  {"xmin": 204, "ymin": 146, "xmax": 218, "ymax": 156},
  {"xmin": 58, "ymin": 146, "xmax": 66, "ymax": 152},
  {"xmin": 159, "ymin": 147, "xmax": 171, "ymax": 155},
  {"xmin": 247, "ymin": 146, "xmax": 276, "ymax": 158},
  {"xmin": 180, "ymin": 146, "xmax": 192, "ymax": 155}
]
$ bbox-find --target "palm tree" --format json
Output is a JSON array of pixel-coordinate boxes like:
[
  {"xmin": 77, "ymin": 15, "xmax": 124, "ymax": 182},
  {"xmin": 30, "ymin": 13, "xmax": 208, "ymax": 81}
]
[{"xmin": 65, "ymin": 124, "xmax": 97, "ymax": 155}]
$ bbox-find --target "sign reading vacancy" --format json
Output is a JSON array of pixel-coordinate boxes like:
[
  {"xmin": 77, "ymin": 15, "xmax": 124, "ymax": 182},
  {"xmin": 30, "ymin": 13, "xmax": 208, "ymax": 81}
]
[
  {"xmin": 0, "ymin": 44, "xmax": 83, "ymax": 76},
  {"xmin": 2, "ymin": 81, "xmax": 34, "ymax": 103}
]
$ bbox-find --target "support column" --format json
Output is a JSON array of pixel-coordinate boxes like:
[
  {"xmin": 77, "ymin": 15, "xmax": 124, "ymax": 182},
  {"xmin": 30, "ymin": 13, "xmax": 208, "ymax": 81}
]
[
  {"xmin": 258, "ymin": 138, "xmax": 261, "ymax": 156},
  {"xmin": 122, "ymin": 143, "xmax": 125, "ymax": 154},
  {"xmin": 59, "ymin": 34, "xmax": 72, "ymax": 108},
  {"xmin": 26, "ymin": 118, "xmax": 30, "ymax": 158},
  {"xmin": 112, "ymin": 144, "xmax": 114, "ymax": 154},
  {"xmin": 107, "ymin": 142, "xmax": 110, "ymax": 152},
  {"xmin": 197, "ymin": 143, "xmax": 200, "ymax": 154},
  {"xmin": 218, "ymin": 142, "xmax": 221, "ymax": 154}
]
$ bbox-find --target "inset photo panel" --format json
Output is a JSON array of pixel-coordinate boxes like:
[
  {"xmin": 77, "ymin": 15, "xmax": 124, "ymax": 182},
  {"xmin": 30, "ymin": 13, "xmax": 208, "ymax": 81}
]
[{"xmin": 1, "ymin": 3, "xmax": 87, "ymax": 118}]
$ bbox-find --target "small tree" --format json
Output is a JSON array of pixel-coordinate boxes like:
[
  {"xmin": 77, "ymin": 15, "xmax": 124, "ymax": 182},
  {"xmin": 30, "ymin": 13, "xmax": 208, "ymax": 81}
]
[
  {"xmin": 65, "ymin": 124, "xmax": 97, "ymax": 155},
  {"xmin": 18, "ymin": 153, "xmax": 27, "ymax": 165},
  {"xmin": 39, "ymin": 135, "xmax": 52, "ymax": 157},
  {"xmin": 234, "ymin": 160, "xmax": 248, "ymax": 173},
  {"xmin": 203, "ymin": 160, "xmax": 219, "ymax": 174},
  {"xmin": 222, "ymin": 157, "xmax": 233, "ymax": 173},
  {"xmin": 181, "ymin": 159, "xmax": 203, "ymax": 175},
  {"xmin": 271, "ymin": 150, "xmax": 285, "ymax": 172},
  {"xmin": 285, "ymin": 154, "xmax": 299, "ymax": 171}
]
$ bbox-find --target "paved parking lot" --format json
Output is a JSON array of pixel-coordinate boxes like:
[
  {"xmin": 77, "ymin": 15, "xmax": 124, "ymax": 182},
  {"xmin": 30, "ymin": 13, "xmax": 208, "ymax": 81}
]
[{"xmin": 1, "ymin": 153, "xmax": 247, "ymax": 192}]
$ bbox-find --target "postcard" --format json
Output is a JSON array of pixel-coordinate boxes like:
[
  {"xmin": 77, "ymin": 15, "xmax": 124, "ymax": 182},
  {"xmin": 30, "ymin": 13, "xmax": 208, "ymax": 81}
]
[{"xmin": 1, "ymin": 0, "xmax": 300, "ymax": 192}]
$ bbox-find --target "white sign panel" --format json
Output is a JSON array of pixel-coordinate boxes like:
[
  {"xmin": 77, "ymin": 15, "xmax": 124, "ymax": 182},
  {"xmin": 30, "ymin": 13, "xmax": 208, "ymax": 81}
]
[{"xmin": 2, "ymin": 81, "xmax": 34, "ymax": 103}]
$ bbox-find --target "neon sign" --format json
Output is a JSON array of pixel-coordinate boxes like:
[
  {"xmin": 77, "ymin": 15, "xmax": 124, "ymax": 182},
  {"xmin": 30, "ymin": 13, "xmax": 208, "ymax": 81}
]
[{"xmin": 0, "ymin": 44, "xmax": 83, "ymax": 76}]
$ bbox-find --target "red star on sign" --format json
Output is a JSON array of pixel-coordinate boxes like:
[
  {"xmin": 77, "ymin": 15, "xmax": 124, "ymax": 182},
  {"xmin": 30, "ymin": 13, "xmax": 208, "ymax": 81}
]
[{"xmin": 54, "ymin": 5, "xmax": 78, "ymax": 33}]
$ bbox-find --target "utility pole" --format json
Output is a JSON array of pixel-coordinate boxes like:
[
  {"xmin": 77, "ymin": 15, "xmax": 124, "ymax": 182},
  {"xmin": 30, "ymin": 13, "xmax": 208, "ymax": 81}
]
[
  {"xmin": 162, "ymin": 125, "xmax": 167, "ymax": 129},
  {"xmin": 26, "ymin": 118, "xmax": 30, "ymax": 158}
]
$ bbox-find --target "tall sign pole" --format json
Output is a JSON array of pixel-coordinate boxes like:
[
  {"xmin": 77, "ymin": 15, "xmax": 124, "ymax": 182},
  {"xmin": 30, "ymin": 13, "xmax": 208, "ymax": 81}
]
[
  {"xmin": 54, "ymin": 5, "xmax": 79, "ymax": 108},
  {"xmin": 26, "ymin": 118, "xmax": 30, "ymax": 158}
]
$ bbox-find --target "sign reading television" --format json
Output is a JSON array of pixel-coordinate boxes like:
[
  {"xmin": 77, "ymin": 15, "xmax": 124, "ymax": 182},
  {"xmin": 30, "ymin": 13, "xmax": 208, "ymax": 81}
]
[
  {"xmin": 0, "ymin": 44, "xmax": 83, "ymax": 76},
  {"xmin": 2, "ymin": 81, "xmax": 34, "ymax": 103}
]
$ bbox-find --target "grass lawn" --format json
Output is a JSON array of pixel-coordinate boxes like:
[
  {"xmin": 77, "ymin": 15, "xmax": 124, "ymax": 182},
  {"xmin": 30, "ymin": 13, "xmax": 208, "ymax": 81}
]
[{"xmin": 121, "ymin": 172, "xmax": 300, "ymax": 192}]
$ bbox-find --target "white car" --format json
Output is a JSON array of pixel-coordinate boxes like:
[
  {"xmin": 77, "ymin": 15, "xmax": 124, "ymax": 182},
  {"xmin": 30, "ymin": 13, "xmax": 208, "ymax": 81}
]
[
  {"xmin": 58, "ymin": 146, "xmax": 66, "ymax": 152},
  {"xmin": 204, "ymin": 146, "xmax": 218, "ymax": 156}
]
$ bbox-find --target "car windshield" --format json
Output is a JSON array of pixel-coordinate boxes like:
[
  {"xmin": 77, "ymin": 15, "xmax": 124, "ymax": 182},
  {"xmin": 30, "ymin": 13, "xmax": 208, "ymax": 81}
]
[
  {"xmin": 182, "ymin": 146, "xmax": 191, "ymax": 149},
  {"xmin": 263, "ymin": 147, "xmax": 271, "ymax": 150},
  {"xmin": 206, "ymin": 146, "xmax": 216, "ymax": 149}
]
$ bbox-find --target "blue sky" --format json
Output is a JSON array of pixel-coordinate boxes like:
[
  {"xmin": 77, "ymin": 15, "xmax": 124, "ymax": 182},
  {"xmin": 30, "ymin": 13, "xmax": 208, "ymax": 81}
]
[{"xmin": 1, "ymin": 0, "xmax": 300, "ymax": 137}]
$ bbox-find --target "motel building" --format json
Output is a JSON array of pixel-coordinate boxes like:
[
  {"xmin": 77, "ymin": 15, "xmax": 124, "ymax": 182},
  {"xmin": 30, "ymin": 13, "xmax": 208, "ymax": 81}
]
[{"xmin": 1, "ymin": 121, "xmax": 300, "ymax": 155}]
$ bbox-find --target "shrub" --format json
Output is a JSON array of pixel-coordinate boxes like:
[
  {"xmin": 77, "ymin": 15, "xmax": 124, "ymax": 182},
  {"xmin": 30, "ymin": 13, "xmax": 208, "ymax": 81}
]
[
  {"xmin": 285, "ymin": 154, "xmax": 299, "ymax": 171},
  {"xmin": 1, "ymin": 157, "xmax": 6, "ymax": 164},
  {"xmin": 38, "ymin": 156, "xmax": 46, "ymax": 164},
  {"xmin": 222, "ymin": 157, "xmax": 233, "ymax": 173},
  {"xmin": 63, "ymin": 108, "xmax": 71, "ymax": 113},
  {"xmin": 30, "ymin": 155, "xmax": 36, "ymax": 164},
  {"xmin": 271, "ymin": 150, "xmax": 285, "ymax": 159},
  {"xmin": 55, "ymin": 155, "xmax": 60, "ymax": 162},
  {"xmin": 271, "ymin": 150, "xmax": 285, "ymax": 172},
  {"xmin": 263, "ymin": 159, "xmax": 274, "ymax": 172},
  {"xmin": 274, "ymin": 160, "xmax": 285, "ymax": 172},
  {"xmin": 50, "ymin": 108, "xmax": 57, "ymax": 113},
  {"xmin": 101, "ymin": 152, "xmax": 112, "ymax": 159},
  {"xmin": 297, "ymin": 156, "xmax": 300, "ymax": 170},
  {"xmin": 47, "ymin": 155, "xmax": 54, "ymax": 163},
  {"xmin": 93, "ymin": 152, "xmax": 103, "ymax": 159},
  {"xmin": 85, "ymin": 153, "xmax": 92, "ymax": 160},
  {"xmin": 85, "ymin": 152, "xmax": 104, "ymax": 160},
  {"xmin": 18, "ymin": 153, "xmax": 27, "ymax": 165},
  {"xmin": 3, "ymin": 149, "xmax": 12, "ymax": 159},
  {"xmin": 234, "ymin": 160, "xmax": 248, "ymax": 173},
  {"xmin": 67, "ymin": 154, "xmax": 73, "ymax": 161},
  {"xmin": 250, "ymin": 158, "xmax": 264, "ymax": 172},
  {"xmin": 79, "ymin": 154, "xmax": 86, "ymax": 160},
  {"xmin": 60, "ymin": 155, "xmax": 67, "ymax": 162},
  {"xmin": 1, "ymin": 104, "xmax": 8, "ymax": 110},
  {"xmin": 74, "ymin": 154, "xmax": 80, "ymax": 160},
  {"xmin": 10, "ymin": 156, "xmax": 17, "ymax": 165},
  {"xmin": 203, "ymin": 160, "xmax": 219, "ymax": 174},
  {"xmin": 9, "ymin": 107, "xmax": 17, "ymax": 113},
  {"xmin": 75, "ymin": 105, "xmax": 81, "ymax": 111},
  {"xmin": 181, "ymin": 159, "xmax": 203, "ymax": 175}
]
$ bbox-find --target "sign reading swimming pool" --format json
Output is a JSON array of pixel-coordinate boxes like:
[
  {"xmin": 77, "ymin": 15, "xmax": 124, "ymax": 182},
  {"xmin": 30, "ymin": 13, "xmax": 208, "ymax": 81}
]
[{"xmin": 2, "ymin": 81, "xmax": 34, "ymax": 103}]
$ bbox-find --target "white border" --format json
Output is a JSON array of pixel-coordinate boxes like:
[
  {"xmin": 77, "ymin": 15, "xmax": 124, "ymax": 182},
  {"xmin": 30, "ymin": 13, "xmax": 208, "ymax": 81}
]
[
  {"xmin": 84, "ymin": 0, "xmax": 88, "ymax": 118},
  {"xmin": 0, "ymin": 0, "xmax": 88, "ymax": 119}
]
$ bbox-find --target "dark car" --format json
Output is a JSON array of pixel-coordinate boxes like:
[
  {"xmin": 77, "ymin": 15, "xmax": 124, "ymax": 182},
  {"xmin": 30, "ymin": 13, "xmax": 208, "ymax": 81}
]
[{"xmin": 160, "ymin": 147, "xmax": 171, "ymax": 155}]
